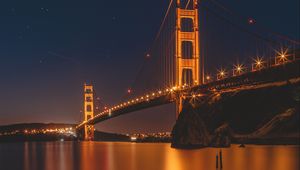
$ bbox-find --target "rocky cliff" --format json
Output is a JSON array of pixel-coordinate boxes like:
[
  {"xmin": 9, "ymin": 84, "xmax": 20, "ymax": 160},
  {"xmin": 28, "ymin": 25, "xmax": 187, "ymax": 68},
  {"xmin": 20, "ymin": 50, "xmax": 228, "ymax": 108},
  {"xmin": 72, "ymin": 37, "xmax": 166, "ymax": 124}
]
[{"xmin": 171, "ymin": 79, "xmax": 300, "ymax": 148}]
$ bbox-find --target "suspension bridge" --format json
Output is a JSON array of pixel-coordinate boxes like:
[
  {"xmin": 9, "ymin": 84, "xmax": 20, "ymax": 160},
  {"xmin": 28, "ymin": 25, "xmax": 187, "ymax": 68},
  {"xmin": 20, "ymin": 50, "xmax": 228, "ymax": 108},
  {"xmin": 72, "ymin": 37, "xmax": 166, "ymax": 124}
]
[{"xmin": 76, "ymin": 0, "xmax": 300, "ymax": 140}]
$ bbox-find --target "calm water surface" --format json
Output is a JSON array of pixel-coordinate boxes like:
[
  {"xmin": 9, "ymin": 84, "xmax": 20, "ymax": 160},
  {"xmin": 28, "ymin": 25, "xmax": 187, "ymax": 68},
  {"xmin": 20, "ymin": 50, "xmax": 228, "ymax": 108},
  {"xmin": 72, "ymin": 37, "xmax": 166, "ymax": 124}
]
[{"xmin": 0, "ymin": 142, "xmax": 299, "ymax": 170}]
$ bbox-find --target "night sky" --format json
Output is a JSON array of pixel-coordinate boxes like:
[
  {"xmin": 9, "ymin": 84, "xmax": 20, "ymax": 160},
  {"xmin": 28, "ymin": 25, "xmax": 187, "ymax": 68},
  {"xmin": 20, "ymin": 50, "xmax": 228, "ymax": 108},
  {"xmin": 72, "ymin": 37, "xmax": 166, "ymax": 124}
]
[{"xmin": 0, "ymin": 0, "xmax": 299, "ymax": 133}]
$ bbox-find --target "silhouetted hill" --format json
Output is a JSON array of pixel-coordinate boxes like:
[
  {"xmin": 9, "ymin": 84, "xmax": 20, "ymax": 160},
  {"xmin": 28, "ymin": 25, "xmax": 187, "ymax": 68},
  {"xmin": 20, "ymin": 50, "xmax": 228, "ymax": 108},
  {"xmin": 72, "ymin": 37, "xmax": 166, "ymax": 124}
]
[
  {"xmin": 0, "ymin": 123, "xmax": 76, "ymax": 133},
  {"xmin": 0, "ymin": 123, "xmax": 76, "ymax": 142}
]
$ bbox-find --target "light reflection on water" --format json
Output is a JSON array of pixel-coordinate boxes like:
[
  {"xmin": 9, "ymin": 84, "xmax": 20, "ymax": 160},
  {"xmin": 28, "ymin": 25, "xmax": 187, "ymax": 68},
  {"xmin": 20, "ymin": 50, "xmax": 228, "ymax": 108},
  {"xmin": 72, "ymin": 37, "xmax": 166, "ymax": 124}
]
[{"xmin": 0, "ymin": 142, "xmax": 298, "ymax": 170}]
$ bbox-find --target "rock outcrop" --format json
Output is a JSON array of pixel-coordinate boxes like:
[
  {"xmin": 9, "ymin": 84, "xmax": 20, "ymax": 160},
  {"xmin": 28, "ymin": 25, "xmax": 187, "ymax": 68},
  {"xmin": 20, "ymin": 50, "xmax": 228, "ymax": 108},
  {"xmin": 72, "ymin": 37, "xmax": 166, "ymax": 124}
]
[{"xmin": 171, "ymin": 79, "xmax": 300, "ymax": 148}]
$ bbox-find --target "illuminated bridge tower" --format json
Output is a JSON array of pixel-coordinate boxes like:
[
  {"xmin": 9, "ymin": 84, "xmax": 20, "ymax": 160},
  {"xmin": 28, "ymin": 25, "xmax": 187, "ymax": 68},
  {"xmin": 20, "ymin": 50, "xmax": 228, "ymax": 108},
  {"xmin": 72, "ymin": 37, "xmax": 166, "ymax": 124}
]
[
  {"xmin": 83, "ymin": 83, "xmax": 94, "ymax": 140},
  {"xmin": 175, "ymin": 0, "xmax": 201, "ymax": 118}
]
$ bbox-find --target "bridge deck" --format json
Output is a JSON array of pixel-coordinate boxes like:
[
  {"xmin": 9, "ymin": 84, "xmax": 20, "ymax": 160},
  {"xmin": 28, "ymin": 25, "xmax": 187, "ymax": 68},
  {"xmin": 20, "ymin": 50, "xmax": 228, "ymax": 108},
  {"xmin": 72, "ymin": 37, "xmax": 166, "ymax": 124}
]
[{"xmin": 76, "ymin": 60, "xmax": 299, "ymax": 130}]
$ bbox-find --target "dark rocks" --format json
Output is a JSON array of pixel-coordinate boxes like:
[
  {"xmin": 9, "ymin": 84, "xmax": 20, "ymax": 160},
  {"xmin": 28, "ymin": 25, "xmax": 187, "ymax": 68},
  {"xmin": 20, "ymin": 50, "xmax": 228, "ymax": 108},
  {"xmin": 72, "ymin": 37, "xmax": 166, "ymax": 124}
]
[
  {"xmin": 210, "ymin": 123, "xmax": 231, "ymax": 147},
  {"xmin": 171, "ymin": 79, "xmax": 300, "ymax": 149},
  {"xmin": 171, "ymin": 100, "xmax": 210, "ymax": 148}
]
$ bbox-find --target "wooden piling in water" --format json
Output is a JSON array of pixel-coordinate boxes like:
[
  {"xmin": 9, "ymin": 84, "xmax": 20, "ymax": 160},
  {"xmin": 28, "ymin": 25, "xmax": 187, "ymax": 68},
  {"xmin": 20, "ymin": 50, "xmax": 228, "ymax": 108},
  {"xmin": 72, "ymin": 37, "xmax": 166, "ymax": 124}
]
[
  {"xmin": 219, "ymin": 150, "xmax": 223, "ymax": 169},
  {"xmin": 216, "ymin": 152, "xmax": 219, "ymax": 169}
]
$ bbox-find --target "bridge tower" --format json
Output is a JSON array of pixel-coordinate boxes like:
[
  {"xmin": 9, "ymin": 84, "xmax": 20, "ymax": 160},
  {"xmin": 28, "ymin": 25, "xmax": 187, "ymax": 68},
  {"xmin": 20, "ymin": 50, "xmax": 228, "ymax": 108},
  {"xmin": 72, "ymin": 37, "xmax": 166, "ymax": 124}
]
[
  {"xmin": 83, "ymin": 83, "xmax": 95, "ymax": 140},
  {"xmin": 175, "ymin": 0, "xmax": 201, "ymax": 118}
]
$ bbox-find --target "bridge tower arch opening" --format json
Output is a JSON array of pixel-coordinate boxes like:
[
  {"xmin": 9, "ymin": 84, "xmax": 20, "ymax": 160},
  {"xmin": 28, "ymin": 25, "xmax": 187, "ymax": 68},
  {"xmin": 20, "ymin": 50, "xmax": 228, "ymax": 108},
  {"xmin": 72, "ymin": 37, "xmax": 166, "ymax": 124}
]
[
  {"xmin": 181, "ymin": 68, "xmax": 194, "ymax": 85},
  {"xmin": 83, "ymin": 83, "xmax": 95, "ymax": 140},
  {"xmin": 175, "ymin": 0, "xmax": 202, "ymax": 118}
]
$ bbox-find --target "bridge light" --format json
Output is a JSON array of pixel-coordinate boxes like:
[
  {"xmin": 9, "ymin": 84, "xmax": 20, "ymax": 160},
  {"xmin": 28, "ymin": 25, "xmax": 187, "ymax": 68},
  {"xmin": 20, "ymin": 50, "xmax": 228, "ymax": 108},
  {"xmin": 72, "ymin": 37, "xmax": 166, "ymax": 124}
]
[
  {"xmin": 217, "ymin": 68, "xmax": 227, "ymax": 80},
  {"xmin": 279, "ymin": 54, "xmax": 288, "ymax": 62},
  {"xmin": 252, "ymin": 57, "xmax": 265, "ymax": 71},
  {"xmin": 152, "ymin": 93, "xmax": 155, "ymax": 96},
  {"xmin": 136, "ymin": 98, "xmax": 139, "ymax": 101},
  {"xmin": 205, "ymin": 75, "xmax": 212, "ymax": 84},
  {"xmin": 158, "ymin": 91, "xmax": 162, "ymax": 94},
  {"xmin": 233, "ymin": 63, "xmax": 245, "ymax": 76},
  {"xmin": 140, "ymin": 97, "xmax": 144, "ymax": 100},
  {"xmin": 146, "ymin": 95, "xmax": 149, "ymax": 98},
  {"xmin": 192, "ymin": 94, "xmax": 196, "ymax": 98},
  {"xmin": 166, "ymin": 88, "xmax": 169, "ymax": 92},
  {"xmin": 275, "ymin": 47, "xmax": 290, "ymax": 65}
]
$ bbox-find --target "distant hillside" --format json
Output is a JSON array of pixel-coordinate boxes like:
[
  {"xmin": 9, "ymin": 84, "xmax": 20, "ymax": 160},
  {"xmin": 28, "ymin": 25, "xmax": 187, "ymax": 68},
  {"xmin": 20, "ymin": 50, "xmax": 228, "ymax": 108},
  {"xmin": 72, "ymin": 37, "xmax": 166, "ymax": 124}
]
[
  {"xmin": 0, "ymin": 123, "xmax": 132, "ymax": 142},
  {"xmin": 0, "ymin": 123, "xmax": 75, "ymax": 133},
  {"xmin": 0, "ymin": 123, "xmax": 76, "ymax": 142}
]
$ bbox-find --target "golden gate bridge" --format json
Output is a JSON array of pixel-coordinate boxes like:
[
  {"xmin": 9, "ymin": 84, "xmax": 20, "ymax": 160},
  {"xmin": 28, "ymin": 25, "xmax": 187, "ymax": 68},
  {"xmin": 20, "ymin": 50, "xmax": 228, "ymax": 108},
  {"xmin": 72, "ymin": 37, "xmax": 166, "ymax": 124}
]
[{"xmin": 76, "ymin": 0, "xmax": 300, "ymax": 140}]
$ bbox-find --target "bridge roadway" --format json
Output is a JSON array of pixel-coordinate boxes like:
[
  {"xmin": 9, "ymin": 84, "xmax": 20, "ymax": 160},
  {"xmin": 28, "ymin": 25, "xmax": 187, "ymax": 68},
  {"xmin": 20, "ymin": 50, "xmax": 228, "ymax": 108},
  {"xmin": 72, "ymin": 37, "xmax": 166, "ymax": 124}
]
[{"xmin": 76, "ymin": 60, "xmax": 300, "ymax": 130}]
